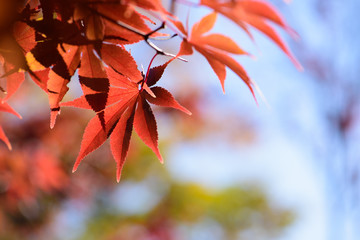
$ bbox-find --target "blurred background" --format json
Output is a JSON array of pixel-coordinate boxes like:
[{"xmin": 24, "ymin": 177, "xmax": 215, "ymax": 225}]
[{"xmin": 0, "ymin": 0, "xmax": 359, "ymax": 239}]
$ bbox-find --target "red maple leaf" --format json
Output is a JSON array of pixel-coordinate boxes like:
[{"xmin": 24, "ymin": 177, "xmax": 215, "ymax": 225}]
[
  {"xmin": 0, "ymin": 100, "xmax": 22, "ymax": 150},
  {"xmin": 178, "ymin": 13, "xmax": 255, "ymax": 96},
  {"xmin": 62, "ymin": 61, "xmax": 191, "ymax": 182},
  {"xmin": 200, "ymin": 0, "xmax": 302, "ymax": 70}
]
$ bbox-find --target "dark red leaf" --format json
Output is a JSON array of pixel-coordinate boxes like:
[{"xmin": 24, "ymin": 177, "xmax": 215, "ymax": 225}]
[
  {"xmin": 110, "ymin": 104, "xmax": 136, "ymax": 182},
  {"xmin": 134, "ymin": 95, "xmax": 162, "ymax": 162},
  {"xmin": 101, "ymin": 44, "xmax": 142, "ymax": 82},
  {"xmin": 79, "ymin": 45, "xmax": 110, "ymax": 127},
  {"xmin": 73, "ymin": 95, "xmax": 138, "ymax": 173},
  {"xmin": 146, "ymin": 60, "xmax": 172, "ymax": 87},
  {"xmin": 144, "ymin": 87, "xmax": 192, "ymax": 115}
]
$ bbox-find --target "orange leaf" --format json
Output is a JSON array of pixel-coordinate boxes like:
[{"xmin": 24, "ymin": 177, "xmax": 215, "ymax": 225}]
[
  {"xmin": 134, "ymin": 95, "xmax": 162, "ymax": 162},
  {"xmin": 191, "ymin": 12, "xmax": 217, "ymax": 38},
  {"xmin": 2, "ymin": 64, "xmax": 25, "ymax": 101},
  {"xmin": 144, "ymin": 86, "xmax": 192, "ymax": 115},
  {"xmin": 186, "ymin": 13, "xmax": 254, "ymax": 95},
  {"xmin": 79, "ymin": 46, "xmax": 110, "ymax": 127},
  {"xmin": 0, "ymin": 101, "xmax": 22, "ymax": 119},
  {"xmin": 101, "ymin": 44, "xmax": 142, "ymax": 82},
  {"xmin": 47, "ymin": 45, "xmax": 81, "ymax": 128},
  {"xmin": 0, "ymin": 125, "xmax": 11, "ymax": 150},
  {"xmin": 73, "ymin": 95, "xmax": 138, "ymax": 173},
  {"xmin": 245, "ymin": 15, "xmax": 302, "ymax": 69},
  {"xmin": 196, "ymin": 34, "xmax": 248, "ymax": 55},
  {"xmin": 177, "ymin": 39, "xmax": 194, "ymax": 56},
  {"xmin": 197, "ymin": 46, "xmax": 255, "ymax": 97},
  {"xmin": 110, "ymin": 104, "xmax": 136, "ymax": 182},
  {"xmin": 200, "ymin": 0, "xmax": 302, "ymax": 70},
  {"xmin": 194, "ymin": 47, "xmax": 227, "ymax": 92}
]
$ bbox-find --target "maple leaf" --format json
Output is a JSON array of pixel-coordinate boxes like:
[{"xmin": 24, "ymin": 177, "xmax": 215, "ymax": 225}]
[
  {"xmin": 200, "ymin": 0, "xmax": 302, "ymax": 70},
  {"xmin": 62, "ymin": 62, "xmax": 191, "ymax": 182},
  {"xmin": 17, "ymin": 1, "xmax": 164, "ymax": 129},
  {"xmin": 0, "ymin": 63, "xmax": 25, "ymax": 101},
  {"xmin": 24, "ymin": 40, "xmax": 81, "ymax": 128},
  {"xmin": 0, "ymin": 21, "xmax": 35, "ymax": 101},
  {"xmin": 0, "ymin": 33, "xmax": 29, "ymax": 77},
  {"xmin": 0, "ymin": 0, "xmax": 301, "ymax": 184},
  {"xmin": 13, "ymin": 21, "xmax": 36, "ymax": 53},
  {"xmin": 0, "ymin": 100, "xmax": 22, "ymax": 150},
  {"xmin": 179, "ymin": 12, "xmax": 255, "ymax": 96},
  {"xmin": 92, "ymin": 1, "xmax": 154, "ymax": 35},
  {"xmin": 0, "ymin": 125, "xmax": 11, "ymax": 150},
  {"xmin": 48, "ymin": 44, "xmax": 81, "ymax": 128},
  {"xmin": 100, "ymin": 44, "xmax": 142, "ymax": 81},
  {"xmin": 77, "ymin": 45, "xmax": 110, "ymax": 129}
]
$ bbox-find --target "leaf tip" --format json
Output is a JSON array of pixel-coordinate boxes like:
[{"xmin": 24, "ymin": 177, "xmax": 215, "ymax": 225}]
[
  {"xmin": 72, "ymin": 155, "xmax": 84, "ymax": 173},
  {"xmin": 178, "ymin": 105, "xmax": 192, "ymax": 116},
  {"xmin": 72, "ymin": 158, "xmax": 82, "ymax": 173},
  {"xmin": 144, "ymin": 85, "xmax": 156, "ymax": 98},
  {"xmin": 50, "ymin": 111, "xmax": 59, "ymax": 129},
  {"xmin": 116, "ymin": 166, "xmax": 122, "ymax": 183},
  {"xmin": 12, "ymin": 109, "xmax": 22, "ymax": 119},
  {"xmin": 157, "ymin": 151, "xmax": 164, "ymax": 164}
]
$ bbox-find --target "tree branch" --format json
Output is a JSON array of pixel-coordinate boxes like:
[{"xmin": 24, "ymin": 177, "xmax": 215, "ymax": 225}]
[{"xmin": 86, "ymin": 6, "xmax": 187, "ymax": 62}]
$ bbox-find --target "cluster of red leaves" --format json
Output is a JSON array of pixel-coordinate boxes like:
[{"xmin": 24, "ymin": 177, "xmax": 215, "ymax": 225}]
[
  {"xmin": 0, "ymin": 148, "xmax": 68, "ymax": 214},
  {"xmin": 0, "ymin": 0, "xmax": 300, "ymax": 181}
]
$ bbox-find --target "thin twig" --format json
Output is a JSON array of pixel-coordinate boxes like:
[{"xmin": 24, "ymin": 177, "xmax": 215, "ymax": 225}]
[
  {"xmin": 140, "ymin": 52, "xmax": 158, "ymax": 91},
  {"xmin": 86, "ymin": 6, "xmax": 187, "ymax": 62}
]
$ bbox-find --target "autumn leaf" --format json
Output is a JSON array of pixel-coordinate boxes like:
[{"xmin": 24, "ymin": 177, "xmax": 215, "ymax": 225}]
[
  {"xmin": 0, "ymin": 125, "xmax": 11, "ymax": 150},
  {"xmin": 1, "ymin": 63, "xmax": 25, "ymax": 101},
  {"xmin": 0, "ymin": 34, "xmax": 29, "ymax": 76},
  {"xmin": 0, "ymin": 100, "xmax": 22, "ymax": 150},
  {"xmin": 13, "ymin": 21, "xmax": 36, "ymax": 53},
  {"xmin": 0, "ymin": 0, "xmax": 301, "ymax": 183},
  {"xmin": 134, "ymin": 94, "xmax": 162, "ymax": 161},
  {"xmin": 179, "ymin": 12, "xmax": 254, "ymax": 96},
  {"xmin": 47, "ymin": 44, "xmax": 81, "ymax": 128},
  {"xmin": 143, "ymin": 87, "xmax": 192, "ymax": 115},
  {"xmin": 94, "ymin": 2, "xmax": 153, "ymax": 36},
  {"xmin": 78, "ymin": 45, "xmax": 110, "ymax": 128},
  {"xmin": 101, "ymin": 44, "xmax": 142, "ymax": 82},
  {"xmin": 200, "ymin": 0, "xmax": 302, "ymax": 70},
  {"xmin": 146, "ymin": 59, "xmax": 172, "ymax": 87},
  {"xmin": 0, "ymin": 100, "xmax": 22, "ymax": 119},
  {"xmin": 71, "ymin": 94, "xmax": 138, "ymax": 174},
  {"xmin": 110, "ymin": 102, "xmax": 136, "ymax": 182},
  {"xmin": 63, "ymin": 62, "xmax": 190, "ymax": 181}
]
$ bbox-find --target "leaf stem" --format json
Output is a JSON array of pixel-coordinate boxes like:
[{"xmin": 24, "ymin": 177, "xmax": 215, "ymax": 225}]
[{"xmin": 140, "ymin": 52, "xmax": 158, "ymax": 92}]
